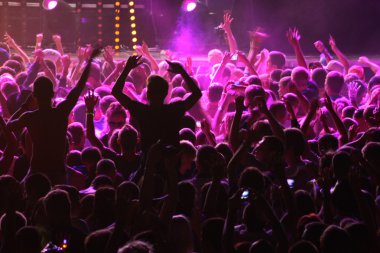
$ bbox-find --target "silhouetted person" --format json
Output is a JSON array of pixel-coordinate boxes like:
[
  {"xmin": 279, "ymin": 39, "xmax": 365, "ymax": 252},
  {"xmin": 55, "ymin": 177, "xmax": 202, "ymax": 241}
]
[{"xmin": 7, "ymin": 51, "xmax": 98, "ymax": 185}]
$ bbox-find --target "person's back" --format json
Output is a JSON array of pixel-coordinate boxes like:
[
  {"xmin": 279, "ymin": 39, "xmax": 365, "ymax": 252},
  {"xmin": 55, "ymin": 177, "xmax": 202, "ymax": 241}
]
[
  {"xmin": 112, "ymin": 56, "xmax": 202, "ymax": 152},
  {"xmin": 7, "ymin": 51, "xmax": 98, "ymax": 184}
]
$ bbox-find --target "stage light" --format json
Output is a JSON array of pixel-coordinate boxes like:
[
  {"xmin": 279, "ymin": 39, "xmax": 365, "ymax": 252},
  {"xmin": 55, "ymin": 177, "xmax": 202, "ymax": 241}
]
[
  {"xmin": 130, "ymin": 9, "xmax": 135, "ymax": 14},
  {"xmin": 130, "ymin": 16, "xmax": 135, "ymax": 21},
  {"xmin": 42, "ymin": 0, "xmax": 58, "ymax": 10},
  {"xmin": 182, "ymin": 0, "xmax": 197, "ymax": 12},
  {"xmin": 132, "ymin": 37, "xmax": 137, "ymax": 43},
  {"xmin": 129, "ymin": 1, "xmax": 134, "ymax": 6},
  {"xmin": 131, "ymin": 23, "xmax": 136, "ymax": 28},
  {"xmin": 115, "ymin": 38, "xmax": 120, "ymax": 43},
  {"xmin": 131, "ymin": 30, "xmax": 136, "ymax": 35}
]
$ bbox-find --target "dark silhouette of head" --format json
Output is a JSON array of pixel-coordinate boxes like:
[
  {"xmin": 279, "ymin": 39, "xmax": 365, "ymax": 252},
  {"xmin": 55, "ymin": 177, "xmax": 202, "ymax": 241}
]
[
  {"xmin": 146, "ymin": 75, "xmax": 169, "ymax": 105},
  {"xmin": 33, "ymin": 76, "xmax": 54, "ymax": 104}
]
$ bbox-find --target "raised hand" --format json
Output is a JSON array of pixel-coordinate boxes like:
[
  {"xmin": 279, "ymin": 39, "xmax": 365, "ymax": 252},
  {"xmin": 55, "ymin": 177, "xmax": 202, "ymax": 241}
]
[
  {"xmin": 166, "ymin": 60, "xmax": 186, "ymax": 74},
  {"xmin": 348, "ymin": 81, "xmax": 361, "ymax": 101},
  {"xmin": 125, "ymin": 55, "xmax": 142, "ymax": 70},
  {"xmin": 4, "ymin": 33, "xmax": 16, "ymax": 48},
  {"xmin": 200, "ymin": 119, "xmax": 211, "ymax": 133},
  {"xmin": 286, "ymin": 27, "xmax": 301, "ymax": 47},
  {"xmin": 185, "ymin": 56, "xmax": 193, "ymax": 74},
  {"xmin": 221, "ymin": 12, "xmax": 234, "ymax": 32},
  {"xmin": 314, "ymin": 40, "xmax": 325, "ymax": 53},
  {"xmin": 36, "ymin": 33, "xmax": 43, "ymax": 43},
  {"xmin": 329, "ymin": 34, "xmax": 336, "ymax": 49},
  {"xmin": 84, "ymin": 90, "xmax": 99, "ymax": 112},
  {"xmin": 358, "ymin": 56, "xmax": 370, "ymax": 65},
  {"xmin": 33, "ymin": 49, "xmax": 44, "ymax": 62},
  {"xmin": 324, "ymin": 93, "xmax": 334, "ymax": 112},
  {"xmin": 248, "ymin": 27, "xmax": 269, "ymax": 44},
  {"xmin": 52, "ymin": 34, "xmax": 61, "ymax": 43}
]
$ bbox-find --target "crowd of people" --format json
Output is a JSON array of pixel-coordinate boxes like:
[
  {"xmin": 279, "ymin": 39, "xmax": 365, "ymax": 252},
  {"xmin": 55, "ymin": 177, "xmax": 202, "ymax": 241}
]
[{"xmin": 0, "ymin": 11, "xmax": 380, "ymax": 253}]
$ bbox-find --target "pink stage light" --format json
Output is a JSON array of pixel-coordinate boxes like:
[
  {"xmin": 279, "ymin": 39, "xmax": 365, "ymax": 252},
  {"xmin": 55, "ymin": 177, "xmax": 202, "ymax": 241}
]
[
  {"xmin": 43, "ymin": 0, "xmax": 58, "ymax": 10},
  {"xmin": 183, "ymin": 0, "xmax": 197, "ymax": 12}
]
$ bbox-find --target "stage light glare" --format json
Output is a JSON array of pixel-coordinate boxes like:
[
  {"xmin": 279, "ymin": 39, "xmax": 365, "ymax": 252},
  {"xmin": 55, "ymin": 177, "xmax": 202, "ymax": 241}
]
[
  {"xmin": 130, "ymin": 16, "xmax": 135, "ymax": 21},
  {"xmin": 183, "ymin": 0, "xmax": 197, "ymax": 12},
  {"xmin": 115, "ymin": 38, "xmax": 120, "ymax": 43},
  {"xmin": 115, "ymin": 31, "xmax": 120, "ymax": 35},
  {"xmin": 131, "ymin": 23, "xmax": 136, "ymax": 28},
  {"xmin": 130, "ymin": 9, "xmax": 135, "ymax": 14},
  {"xmin": 129, "ymin": 1, "xmax": 134, "ymax": 6},
  {"xmin": 131, "ymin": 30, "xmax": 136, "ymax": 35},
  {"xmin": 132, "ymin": 37, "xmax": 137, "ymax": 43},
  {"xmin": 43, "ymin": 0, "xmax": 58, "ymax": 10},
  {"xmin": 115, "ymin": 45, "xmax": 120, "ymax": 50}
]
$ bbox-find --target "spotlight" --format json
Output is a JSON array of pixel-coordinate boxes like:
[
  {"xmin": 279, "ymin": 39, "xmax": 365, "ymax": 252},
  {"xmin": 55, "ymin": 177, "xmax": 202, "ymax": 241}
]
[
  {"xmin": 182, "ymin": 0, "xmax": 197, "ymax": 12},
  {"xmin": 42, "ymin": 0, "xmax": 58, "ymax": 10}
]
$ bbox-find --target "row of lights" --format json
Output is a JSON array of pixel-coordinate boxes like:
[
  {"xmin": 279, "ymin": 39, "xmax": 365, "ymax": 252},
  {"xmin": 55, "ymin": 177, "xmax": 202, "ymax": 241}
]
[
  {"xmin": 114, "ymin": 1, "xmax": 137, "ymax": 50},
  {"xmin": 97, "ymin": 1, "xmax": 103, "ymax": 44}
]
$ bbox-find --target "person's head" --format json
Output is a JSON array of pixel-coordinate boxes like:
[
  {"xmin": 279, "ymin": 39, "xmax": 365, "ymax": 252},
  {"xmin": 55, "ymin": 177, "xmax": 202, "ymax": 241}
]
[
  {"xmin": 93, "ymin": 187, "xmax": 116, "ymax": 221},
  {"xmin": 181, "ymin": 114, "xmax": 196, "ymax": 132},
  {"xmin": 99, "ymin": 95, "xmax": 117, "ymax": 115},
  {"xmin": 267, "ymin": 51, "xmax": 286, "ymax": 71},
  {"xmin": 244, "ymin": 85, "xmax": 266, "ymax": 109},
  {"xmin": 177, "ymin": 181, "xmax": 196, "ymax": 217},
  {"xmin": 15, "ymin": 226, "xmax": 42, "ymax": 253},
  {"xmin": 0, "ymin": 47, "xmax": 9, "ymax": 66},
  {"xmin": 239, "ymin": 167, "xmax": 265, "ymax": 193},
  {"xmin": 1, "ymin": 81, "xmax": 20, "ymax": 99},
  {"xmin": 269, "ymin": 101, "xmax": 288, "ymax": 124},
  {"xmin": 289, "ymin": 240, "xmax": 318, "ymax": 253},
  {"xmin": 0, "ymin": 175, "xmax": 23, "ymax": 216},
  {"xmin": 117, "ymin": 240, "xmax": 154, "ymax": 253},
  {"xmin": 291, "ymin": 67, "xmax": 310, "ymax": 91},
  {"xmin": 24, "ymin": 173, "xmax": 51, "ymax": 201},
  {"xmin": 67, "ymin": 122, "xmax": 85, "ymax": 151},
  {"xmin": 33, "ymin": 76, "xmax": 54, "ymax": 105},
  {"xmin": 278, "ymin": 76, "xmax": 292, "ymax": 98},
  {"xmin": 348, "ymin": 65, "xmax": 364, "ymax": 79},
  {"xmin": 207, "ymin": 49, "xmax": 223, "ymax": 66},
  {"xmin": 344, "ymin": 222, "xmax": 373, "ymax": 253},
  {"xmin": 168, "ymin": 215, "xmax": 193, "ymax": 253},
  {"xmin": 249, "ymin": 240, "xmax": 274, "ymax": 253},
  {"xmin": 253, "ymin": 136, "xmax": 284, "ymax": 164},
  {"xmin": 362, "ymin": 142, "xmax": 380, "ymax": 167},
  {"xmin": 208, "ymin": 83, "xmax": 223, "ymax": 103},
  {"xmin": 3, "ymin": 59, "xmax": 22, "ymax": 74},
  {"xmin": 320, "ymin": 225, "xmax": 353, "ymax": 253},
  {"xmin": 196, "ymin": 146, "xmax": 219, "ymax": 177},
  {"xmin": 171, "ymin": 86, "xmax": 187, "ymax": 99},
  {"xmin": 326, "ymin": 60, "xmax": 345, "ymax": 74},
  {"xmin": 179, "ymin": 140, "xmax": 197, "ymax": 165},
  {"xmin": 0, "ymin": 211, "xmax": 27, "ymax": 242},
  {"xmin": 284, "ymin": 128, "xmax": 306, "ymax": 158},
  {"xmin": 118, "ymin": 124, "xmax": 139, "ymax": 153},
  {"xmin": 325, "ymin": 71, "xmax": 344, "ymax": 96},
  {"xmin": 117, "ymin": 181, "xmax": 140, "ymax": 202},
  {"xmin": 294, "ymin": 190, "xmax": 315, "ymax": 216},
  {"xmin": 201, "ymin": 217, "xmax": 224, "ymax": 253},
  {"xmin": 81, "ymin": 147, "xmax": 102, "ymax": 171},
  {"xmin": 44, "ymin": 189, "xmax": 71, "ymax": 227},
  {"xmin": 368, "ymin": 75, "xmax": 380, "ymax": 92},
  {"xmin": 106, "ymin": 102, "xmax": 127, "ymax": 133},
  {"xmin": 283, "ymin": 93, "xmax": 300, "ymax": 114},
  {"xmin": 96, "ymin": 159, "xmax": 117, "ymax": 180},
  {"xmin": 179, "ymin": 128, "xmax": 196, "ymax": 145},
  {"xmin": 146, "ymin": 75, "xmax": 169, "ymax": 104},
  {"xmin": 245, "ymin": 75, "xmax": 263, "ymax": 86},
  {"xmin": 311, "ymin": 67, "xmax": 327, "ymax": 91},
  {"xmin": 85, "ymin": 229, "xmax": 112, "ymax": 253},
  {"xmin": 318, "ymin": 134, "xmax": 338, "ymax": 155}
]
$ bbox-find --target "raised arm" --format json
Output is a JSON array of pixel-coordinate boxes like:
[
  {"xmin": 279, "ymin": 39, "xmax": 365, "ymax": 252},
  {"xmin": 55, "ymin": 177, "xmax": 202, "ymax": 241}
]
[
  {"xmin": 358, "ymin": 56, "xmax": 380, "ymax": 75},
  {"xmin": 59, "ymin": 48, "xmax": 100, "ymax": 113},
  {"xmin": 111, "ymin": 55, "xmax": 143, "ymax": 110},
  {"xmin": 286, "ymin": 28, "xmax": 307, "ymax": 68},
  {"xmin": 52, "ymin": 34, "xmax": 64, "ymax": 55},
  {"xmin": 324, "ymin": 94, "xmax": 348, "ymax": 145},
  {"xmin": 221, "ymin": 12, "xmax": 238, "ymax": 53},
  {"xmin": 314, "ymin": 40, "xmax": 333, "ymax": 63},
  {"xmin": 102, "ymin": 60, "xmax": 124, "ymax": 86},
  {"xmin": 136, "ymin": 41, "xmax": 159, "ymax": 73},
  {"xmin": 4, "ymin": 33, "xmax": 30, "ymax": 64},
  {"xmin": 329, "ymin": 35, "xmax": 350, "ymax": 72},
  {"xmin": 166, "ymin": 60, "xmax": 202, "ymax": 110},
  {"xmin": 210, "ymin": 52, "xmax": 231, "ymax": 84},
  {"xmin": 257, "ymin": 96, "xmax": 285, "ymax": 141},
  {"xmin": 0, "ymin": 116, "xmax": 17, "ymax": 174},
  {"xmin": 84, "ymin": 90, "xmax": 104, "ymax": 151},
  {"xmin": 229, "ymin": 96, "xmax": 245, "ymax": 151}
]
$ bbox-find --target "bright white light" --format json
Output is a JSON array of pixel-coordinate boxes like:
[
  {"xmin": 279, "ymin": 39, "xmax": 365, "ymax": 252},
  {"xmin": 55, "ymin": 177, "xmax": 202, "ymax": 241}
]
[
  {"xmin": 48, "ymin": 1, "xmax": 58, "ymax": 10},
  {"xmin": 186, "ymin": 2, "xmax": 197, "ymax": 12}
]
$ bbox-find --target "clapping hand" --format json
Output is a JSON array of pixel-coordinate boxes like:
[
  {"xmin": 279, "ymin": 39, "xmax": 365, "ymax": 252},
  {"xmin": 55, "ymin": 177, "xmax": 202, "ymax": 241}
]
[{"xmin": 125, "ymin": 55, "xmax": 143, "ymax": 70}]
